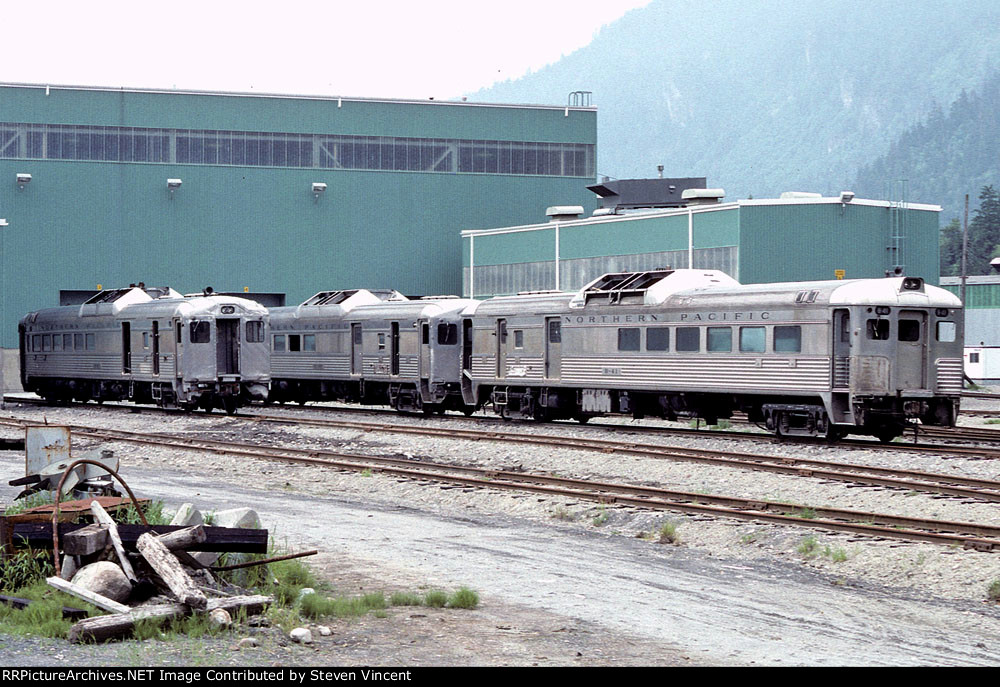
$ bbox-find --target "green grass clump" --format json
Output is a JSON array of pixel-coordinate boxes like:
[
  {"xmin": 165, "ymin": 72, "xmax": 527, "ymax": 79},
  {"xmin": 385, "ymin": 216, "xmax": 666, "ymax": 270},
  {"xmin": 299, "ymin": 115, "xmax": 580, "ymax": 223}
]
[
  {"xmin": 390, "ymin": 591, "xmax": 424, "ymax": 606},
  {"xmin": 447, "ymin": 587, "xmax": 479, "ymax": 609},
  {"xmin": 989, "ymin": 580, "xmax": 1000, "ymax": 602},
  {"xmin": 299, "ymin": 591, "xmax": 387, "ymax": 619},
  {"xmin": 824, "ymin": 545, "xmax": 848, "ymax": 563},
  {"xmin": 658, "ymin": 522, "xmax": 679, "ymax": 544},
  {"xmin": 0, "ymin": 549, "xmax": 54, "ymax": 592},
  {"xmin": 3, "ymin": 491, "xmax": 57, "ymax": 516},
  {"xmin": 118, "ymin": 500, "xmax": 169, "ymax": 526},
  {"xmin": 797, "ymin": 535, "xmax": 820, "ymax": 557},
  {"xmin": 424, "ymin": 590, "xmax": 448, "ymax": 608},
  {"xmin": 592, "ymin": 506, "xmax": 609, "ymax": 527},
  {"xmin": 0, "ymin": 580, "xmax": 101, "ymax": 639}
]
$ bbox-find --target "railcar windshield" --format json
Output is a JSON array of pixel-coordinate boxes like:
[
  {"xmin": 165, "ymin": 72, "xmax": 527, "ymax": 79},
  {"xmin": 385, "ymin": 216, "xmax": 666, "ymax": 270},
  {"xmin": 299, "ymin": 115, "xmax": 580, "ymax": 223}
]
[{"xmin": 190, "ymin": 321, "xmax": 211, "ymax": 343}]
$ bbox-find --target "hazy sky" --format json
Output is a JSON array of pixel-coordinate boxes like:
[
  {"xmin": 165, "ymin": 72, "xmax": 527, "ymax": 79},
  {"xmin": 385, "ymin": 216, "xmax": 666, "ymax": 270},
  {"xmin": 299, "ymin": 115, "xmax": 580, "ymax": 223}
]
[{"xmin": 0, "ymin": 0, "xmax": 650, "ymax": 100}]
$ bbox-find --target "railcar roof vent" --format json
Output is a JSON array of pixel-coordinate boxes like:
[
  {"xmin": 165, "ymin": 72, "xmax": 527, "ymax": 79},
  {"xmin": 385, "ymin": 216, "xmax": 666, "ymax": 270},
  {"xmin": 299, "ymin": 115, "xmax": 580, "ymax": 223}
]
[
  {"xmin": 570, "ymin": 268, "xmax": 740, "ymax": 308},
  {"xmin": 79, "ymin": 285, "xmax": 159, "ymax": 317},
  {"xmin": 297, "ymin": 288, "xmax": 407, "ymax": 314}
]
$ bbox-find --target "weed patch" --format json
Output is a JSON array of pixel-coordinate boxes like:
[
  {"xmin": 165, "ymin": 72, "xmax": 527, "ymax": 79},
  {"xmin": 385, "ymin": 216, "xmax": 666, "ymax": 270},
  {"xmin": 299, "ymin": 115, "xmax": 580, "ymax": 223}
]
[{"xmin": 448, "ymin": 587, "xmax": 479, "ymax": 609}]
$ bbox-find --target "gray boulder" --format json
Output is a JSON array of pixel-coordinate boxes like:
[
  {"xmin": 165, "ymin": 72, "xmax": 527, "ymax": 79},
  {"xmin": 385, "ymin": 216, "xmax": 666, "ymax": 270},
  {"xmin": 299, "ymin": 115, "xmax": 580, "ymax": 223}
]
[{"xmin": 70, "ymin": 561, "xmax": 131, "ymax": 603}]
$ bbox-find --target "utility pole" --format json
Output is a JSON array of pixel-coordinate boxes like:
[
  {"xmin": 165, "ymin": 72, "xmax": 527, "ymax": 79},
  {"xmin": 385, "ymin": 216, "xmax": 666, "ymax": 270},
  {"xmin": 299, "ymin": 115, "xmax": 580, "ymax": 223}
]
[{"xmin": 960, "ymin": 194, "xmax": 970, "ymax": 306}]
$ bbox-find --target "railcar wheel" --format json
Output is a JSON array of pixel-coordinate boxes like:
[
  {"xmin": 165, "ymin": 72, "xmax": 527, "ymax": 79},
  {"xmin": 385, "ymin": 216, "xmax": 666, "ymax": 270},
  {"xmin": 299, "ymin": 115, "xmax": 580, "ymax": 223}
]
[
  {"xmin": 462, "ymin": 407, "xmax": 476, "ymax": 417},
  {"xmin": 877, "ymin": 429, "xmax": 900, "ymax": 444},
  {"xmin": 223, "ymin": 397, "xmax": 238, "ymax": 416}
]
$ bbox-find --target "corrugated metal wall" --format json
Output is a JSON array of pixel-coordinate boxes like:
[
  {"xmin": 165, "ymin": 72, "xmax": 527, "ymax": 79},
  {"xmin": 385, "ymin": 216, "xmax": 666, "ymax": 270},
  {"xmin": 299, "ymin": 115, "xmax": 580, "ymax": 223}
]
[{"xmin": 0, "ymin": 85, "xmax": 598, "ymax": 348}]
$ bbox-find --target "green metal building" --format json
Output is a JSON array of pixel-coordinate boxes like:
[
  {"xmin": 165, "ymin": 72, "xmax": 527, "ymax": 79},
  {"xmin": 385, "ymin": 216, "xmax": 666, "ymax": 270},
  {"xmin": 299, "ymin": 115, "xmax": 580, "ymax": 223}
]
[
  {"xmin": 462, "ymin": 196, "xmax": 941, "ymax": 298},
  {"xmin": 0, "ymin": 82, "xmax": 598, "ymax": 349}
]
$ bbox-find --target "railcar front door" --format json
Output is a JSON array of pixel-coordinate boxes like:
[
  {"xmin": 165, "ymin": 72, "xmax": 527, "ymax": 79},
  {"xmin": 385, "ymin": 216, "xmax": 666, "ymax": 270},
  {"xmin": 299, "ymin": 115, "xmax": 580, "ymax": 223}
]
[
  {"xmin": 351, "ymin": 324, "xmax": 362, "ymax": 376},
  {"xmin": 216, "ymin": 318, "xmax": 240, "ymax": 376},
  {"xmin": 832, "ymin": 309, "xmax": 850, "ymax": 389},
  {"xmin": 419, "ymin": 320, "xmax": 430, "ymax": 380},
  {"xmin": 545, "ymin": 318, "xmax": 561, "ymax": 380},
  {"xmin": 390, "ymin": 322, "xmax": 400, "ymax": 376},
  {"xmin": 121, "ymin": 322, "xmax": 131, "ymax": 374},
  {"xmin": 152, "ymin": 321, "xmax": 160, "ymax": 376},
  {"xmin": 496, "ymin": 319, "xmax": 507, "ymax": 379},
  {"xmin": 896, "ymin": 310, "xmax": 927, "ymax": 389}
]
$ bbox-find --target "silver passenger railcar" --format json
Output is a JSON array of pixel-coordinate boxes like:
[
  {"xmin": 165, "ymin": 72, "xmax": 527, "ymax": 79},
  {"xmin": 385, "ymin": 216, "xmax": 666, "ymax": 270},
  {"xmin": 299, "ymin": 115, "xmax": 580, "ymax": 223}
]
[
  {"xmin": 268, "ymin": 289, "xmax": 476, "ymax": 413},
  {"xmin": 459, "ymin": 269, "xmax": 964, "ymax": 440},
  {"xmin": 20, "ymin": 285, "xmax": 270, "ymax": 413}
]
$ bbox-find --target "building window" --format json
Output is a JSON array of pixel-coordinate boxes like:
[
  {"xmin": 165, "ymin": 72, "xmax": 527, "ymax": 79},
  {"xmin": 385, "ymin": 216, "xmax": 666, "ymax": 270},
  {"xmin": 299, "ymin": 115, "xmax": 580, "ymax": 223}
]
[
  {"xmin": 969, "ymin": 352, "xmax": 980, "ymax": 363},
  {"xmin": 1, "ymin": 121, "xmax": 595, "ymax": 178}
]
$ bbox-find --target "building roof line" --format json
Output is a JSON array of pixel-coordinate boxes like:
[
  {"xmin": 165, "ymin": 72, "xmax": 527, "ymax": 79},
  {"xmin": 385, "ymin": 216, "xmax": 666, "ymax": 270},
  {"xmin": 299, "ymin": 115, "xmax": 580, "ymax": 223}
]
[{"xmin": 0, "ymin": 81, "xmax": 597, "ymax": 112}]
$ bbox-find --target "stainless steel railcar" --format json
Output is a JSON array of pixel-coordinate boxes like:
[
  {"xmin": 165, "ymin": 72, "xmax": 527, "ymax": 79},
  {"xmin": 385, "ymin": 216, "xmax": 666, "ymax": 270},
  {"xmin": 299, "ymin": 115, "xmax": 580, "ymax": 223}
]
[
  {"xmin": 268, "ymin": 289, "xmax": 476, "ymax": 413},
  {"xmin": 19, "ymin": 285, "xmax": 270, "ymax": 413},
  {"xmin": 459, "ymin": 269, "xmax": 964, "ymax": 440}
]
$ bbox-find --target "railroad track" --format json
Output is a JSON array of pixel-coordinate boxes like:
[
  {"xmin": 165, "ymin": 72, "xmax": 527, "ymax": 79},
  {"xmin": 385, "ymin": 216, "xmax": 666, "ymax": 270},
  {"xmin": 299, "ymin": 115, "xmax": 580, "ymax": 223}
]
[{"xmin": 2, "ymin": 416, "xmax": 1000, "ymax": 552}]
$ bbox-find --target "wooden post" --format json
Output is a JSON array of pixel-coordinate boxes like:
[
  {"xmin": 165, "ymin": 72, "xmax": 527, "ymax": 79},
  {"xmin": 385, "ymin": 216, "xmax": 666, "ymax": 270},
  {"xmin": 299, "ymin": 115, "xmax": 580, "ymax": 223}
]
[
  {"xmin": 155, "ymin": 525, "xmax": 207, "ymax": 551},
  {"xmin": 136, "ymin": 532, "xmax": 207, "ymax": 610},
  {"xmin": 89, "ymin": 501, "xmax": 136, "ymax": 582}
]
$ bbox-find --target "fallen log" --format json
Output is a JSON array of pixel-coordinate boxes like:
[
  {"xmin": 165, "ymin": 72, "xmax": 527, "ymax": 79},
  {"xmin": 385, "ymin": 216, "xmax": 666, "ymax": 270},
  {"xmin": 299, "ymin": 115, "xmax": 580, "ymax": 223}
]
[
  {"xmin": 45, "ymin": 576, "xmax": 130, "ymax": 614},
  {"xmin": 67, "ymin": 594, "xmax": 272, "ymax": 643},
  {"xmin": 136, "ymin": 533, "xmax": 207, "ymax": 610},
  {"xmin": 155, "ymin": 525, "xmax": 207, "ymax": 551}
]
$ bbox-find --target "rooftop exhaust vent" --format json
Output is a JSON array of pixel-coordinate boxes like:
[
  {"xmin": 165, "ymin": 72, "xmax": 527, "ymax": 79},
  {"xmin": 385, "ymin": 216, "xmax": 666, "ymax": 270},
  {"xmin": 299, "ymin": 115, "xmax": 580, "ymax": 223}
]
[
  {"xmin": 546, "ymin": 205, "xmax": 584, "ymax": 221},
  {"xmin": 780, "ymin": 191, "xmax": 822, "ymax": 199},
  {"xmin": 680, "ymin": 188, "xmax": 725, "ymax": 205}
]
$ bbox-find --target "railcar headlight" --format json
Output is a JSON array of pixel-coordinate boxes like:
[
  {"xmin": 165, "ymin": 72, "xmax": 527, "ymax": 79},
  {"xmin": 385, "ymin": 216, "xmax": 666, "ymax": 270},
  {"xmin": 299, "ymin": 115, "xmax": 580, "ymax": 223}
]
[{"xmin": 902, "ymin": 277, "xmax": 923, "ymax": 291}]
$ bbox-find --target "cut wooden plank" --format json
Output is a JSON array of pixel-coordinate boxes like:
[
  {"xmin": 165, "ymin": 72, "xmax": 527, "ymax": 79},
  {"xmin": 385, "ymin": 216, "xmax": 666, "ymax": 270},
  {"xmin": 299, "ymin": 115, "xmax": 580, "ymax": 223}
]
[
  {"xmin": 11, "ymin": 523, "xmax": 268, "ymax": 553},
  {"xmin": 46, "ymin": 576, "xmax": 130, "ymax": 614},
  {"xmin": 90, "ymin": 501, "xmax": 136, "ymax": 582},
  {"xmin": 62, "ymin": 523, "xmax": 109, "ymax": 556},
  {"xmin": 136, "ymin": 533, "xmax": 207, "ymax": 610},
  {"xmin": 67, "ymin": 594, "xmax": 271, "ymax": 643},
  {"xmin": 0, "ymin": 593, "xmax": 88, "ymax": 620}
]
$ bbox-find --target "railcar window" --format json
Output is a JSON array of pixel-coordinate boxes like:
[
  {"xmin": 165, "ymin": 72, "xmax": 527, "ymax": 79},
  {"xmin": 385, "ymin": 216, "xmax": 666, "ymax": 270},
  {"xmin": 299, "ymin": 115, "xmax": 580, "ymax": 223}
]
[
  {"xmin": 422, "ymin": 324, "xmax": 429, "ymax": 345},
  {"xmin": 53, "ymin": 335, "xmax": 62, "ymax": 351},
  {"xmin": 839, "ymin": 316, "xmax": 851, "ymax": 343},
  {"xmin": 246, "ymin": 321, "xmax": 264, "ymax": 343},
  {"xmin": 936, "ymin": 321, "xmax": 956, "ymax": 343},
  {"xmin": 303, "ymin": 334, "xmax": 316, "ymax": 351},
  {"xmin": 378, "ymin": 333, "xmax": 386, "ymax": 350},
  {"xmin": 617, "ymin": 328, "xmax": 640, "ymax": 351},
  {"xmin": 74, "ymin": 333, "xmax": 83, "ymax": 350},
  {"xmin": 273, "ymin": 335, "xmax": 286, "ymax": 352},
  {"xmin": 866, "ymin": 319, "xmax": 890, "ymax": 341},
  {"xmin": 31, "ymin": 335, "xmax": 40, "ymax": 351},
  {"xmin": 707, "ymin": 327, "xmax": 732, "ymax": 352},
  {"xmin": 773, "ymin": 326, "xmax": 802, "ymax": 353},
  {"xmin": 898, "ymin": 320, "xmax": 921, "ymax": 342},
  {"xmin": 85, "ymin": 333, "xmax": 95, "ymax": 350},
  {"xmin": 646, "ymin": 327, "xmax": 669, "ymax": 351},
  {"xmin": 42, "ymin": 335, "xmax": 51, "ymax": 352},
  {"xmin": 190, "ymin": 321, "xmax": 211, "ymax": 343},
  {"xmin": 142, "ymin": 332, "xmax": 149, "ymax": 349},
  {"xmin": 514, "ymin": 330, "xmax": 524, "ymax": 349},
  {"xmin": 739, "ymin": 327, "xmax": 765, "ymax": 353},
  {"xmin": 354, "ymin": 327, "xmax": 363, "ymax": 345},
  {"xmin": 676, "ymin": 327, "xmax": 700, "ymax": 352},
  {"xmin": 63, "ymin": 334, "xmax": 72, "ymax": 350},
  {"xmin": 548, "ymin": 321, "xmax": 561, "ymax": 343},
  {"xmin": 289, "ymin": 334, "xmax": 301, "ymax": 352},
  {"xmin": 438, "ymin": 323, "xmax": 458, "ymax": 345}
]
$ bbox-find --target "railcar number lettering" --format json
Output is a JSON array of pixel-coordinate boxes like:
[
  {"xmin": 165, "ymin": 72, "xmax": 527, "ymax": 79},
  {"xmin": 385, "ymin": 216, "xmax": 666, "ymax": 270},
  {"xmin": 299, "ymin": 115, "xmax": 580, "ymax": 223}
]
[{"xmin": 602, "ymin": 367, "xmax": 622, "ymax": 376}]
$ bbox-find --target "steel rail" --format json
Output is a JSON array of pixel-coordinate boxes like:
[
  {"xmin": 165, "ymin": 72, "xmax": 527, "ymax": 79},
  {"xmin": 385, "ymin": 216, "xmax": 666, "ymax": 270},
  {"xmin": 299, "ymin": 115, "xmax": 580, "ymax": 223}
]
[{"xmin": 7, "ymin": 418, "xmax": 1000, "ymax": 552}]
